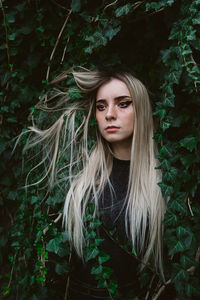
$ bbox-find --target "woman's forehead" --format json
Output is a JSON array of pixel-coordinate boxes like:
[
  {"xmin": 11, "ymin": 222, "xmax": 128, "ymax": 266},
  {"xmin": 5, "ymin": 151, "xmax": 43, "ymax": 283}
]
[{"xmin": 96, "ymin": 78, "xmax": 130, "ymax": 100}]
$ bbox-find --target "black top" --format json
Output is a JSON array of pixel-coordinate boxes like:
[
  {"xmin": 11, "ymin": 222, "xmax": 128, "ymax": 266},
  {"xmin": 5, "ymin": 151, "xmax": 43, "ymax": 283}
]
[{"xmin": 71, "ymin": 157, "xmax": 139, "ymax": 290}]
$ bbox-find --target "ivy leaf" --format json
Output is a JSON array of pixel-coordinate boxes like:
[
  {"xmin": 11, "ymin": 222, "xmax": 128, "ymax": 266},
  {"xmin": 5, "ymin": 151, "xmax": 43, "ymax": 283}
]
[
  {"xmin": 146, "ymin": 0, "xmax": 175, "ymax": 11},
  {"xmin": 192, "ymin": 16, "xmax": 200, "ymax": 25},
  {"xmin": 101, "ymin": 266, "xmax": 114, "ymax": 279},
  {"xmin": 160, "ymin": 158, "xmax": 171, "ymax": 170},
  {"xmin": 167, "ymin": 198, "xmax": 188, "ymax": 215},
  {"xmin": 94, "ymin": 238, "xmax": 104, "ymax": 246},
  {"xmin": 180, "ymin": 153, "xmax": 197, "ymax": 169},
  {"xmin": 180, "ymin": 137, "xmax": 197, "ymax": 152},
  {"xmin": 108, "ymin": 281, "xmax": 118, "ymax": 294},
  {"xmin": 71, "ymin": 0, "xmax": 81, "ymax": 12},
  {"xmin": 163, "ymin": 96, "xmax": 175, "ymax": 107},
  {"xmin": 163, "ymin": 212, "xmax": 178, "ymax": 226},
  {"xmin": 169, "ymin": 240, "xmax": 185, "ymax": 255},
  {"xmin": 97, "ymin": 279, "xmax": 107, "ymax": 288},
  {"xmin": 30, "ymin": 196, "xmax": 38, "ymax": 204},
  {"xmin": 98, "ymin": 252, "xmax": 110, "ymax": 264},
  {"xmin": 172, "ymin": 267, "xmax": 189, "ymax": 282},
  {"xmin": 8, "ymin": 190, "xmax": 18, "ymax": 201},
  {"xmin": 176, "ymin": 226, "xmax": 194, "ymax": 249},
  {"xmin": 163, "ymin": 168, "xmax": 178, "ymax": 183},
  {"xmin": 105, "ymin": 26, "xmax": 121, "ymax": 41},
  {"xmin": 91, "ymin": 264, "xmax": 103, "ymax": 275},
  {"xmin": 20, "ymin": 25, "xmax": 33, "ymax": 35},
  {"xmin": 160, "ymin": 121, "xmax": 171, "ymax": 131},
  {"xmin": 55, "ymin": 262, "xmax": 69, "ymax": 275},
  {"xmin": 86, "ymin": 228, "xmax": 96, "ymax": 239},
  {"xmin": 7, "ymin": 13, "xmax": 15, "ymax": 23},
  {"xmin": 168, "ymin": 70, "xmax": 182, "ymax": 85},
  {"xmin": 85, "ymin": 247, "xmax": 100, "ymax": 262},
  {"xmin": 180, "ymin": 255, "xmax": 196, "ymax": 269},
  {"xmin": 90, "ymin": 219, "xmax": 102, "ymax": 229},
  {"xmin": 176, "ymin": 226, "xmax": 192, "ymax": 239},
  {"xmin": 185, "ymin": 283, "xmax": 200, "ymax": 297},
  {"xmin": 46, "ymin": 236, "xmax": 61, "ymax": 254},
  {"xmin": 8, "ymin": 33, "xmax": 16, "ymax": 41},
  {"xmin": 115, "ymin": 4, "xmax": 132, "ymax": 17},
  {"xmin": 154, "ymin": 108, "xmax": 166, "ymax": 119},
  {"xmin": 187, "ymin": 29, "xmax": 196, "ymax": 41},
  {"xmin": 159, "ymin": 143, "xmax": 175, "ymax": 158},
  {"xmin": 85, "ymin": 31, "xmax": 108, "ymax": 53},
  {"xmin": 158, "ymin": 182, "xmax": 173, "ymax": 198}
]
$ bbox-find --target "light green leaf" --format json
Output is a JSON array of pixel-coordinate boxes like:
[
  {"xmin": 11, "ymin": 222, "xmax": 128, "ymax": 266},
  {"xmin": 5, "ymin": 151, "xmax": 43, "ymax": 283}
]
[
  {"xmin": 31, "ymin": 196, "xmax": 38, "ymax": 204},
  {"xmin": 105, "ymin": 26, "xmax": 121, "ymax": 41},
  {"xmin": 8, "ymin": 33, "xmax": 16, "ymax": 41},
  {"xmin": 115, "ymin": 4, "xmax": 132, "ymax": 17},
  {"xmin": 163, "ymin": 96, "xmax": 175, "ymax": 108},
  {"xmin": 91, "ymin": 264, "xmax": 103, "ymax": 275},
  {"xmin": 160, "ymin": 121, "xmax": 171, "ymax": 131},
  {"xmin": 94, "ymin": 238, "xmax": 104, "ymax": 246}
]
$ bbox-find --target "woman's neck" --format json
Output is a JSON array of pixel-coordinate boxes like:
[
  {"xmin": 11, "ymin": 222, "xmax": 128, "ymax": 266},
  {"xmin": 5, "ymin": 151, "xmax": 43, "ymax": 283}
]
[{"xmin": 111, "ymin": 139, "xmax": 132, "ymax": 160}]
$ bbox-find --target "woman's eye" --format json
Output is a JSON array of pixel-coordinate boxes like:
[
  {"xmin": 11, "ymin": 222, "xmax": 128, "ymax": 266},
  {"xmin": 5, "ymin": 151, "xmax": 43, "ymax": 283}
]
[
  {"xmin": 96, "ymin": 104, "xmax": 105, "ymax": 111},
  {"xmin": 118, "ymin": 101, "xmax": 132, "ymax": 108}
]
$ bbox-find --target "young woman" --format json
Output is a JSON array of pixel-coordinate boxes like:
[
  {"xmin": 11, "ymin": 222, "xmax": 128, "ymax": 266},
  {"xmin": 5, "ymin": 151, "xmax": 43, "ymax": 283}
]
[{"xmin": 26, "ymin": 67, "xmax": 166, "ymax": 299}]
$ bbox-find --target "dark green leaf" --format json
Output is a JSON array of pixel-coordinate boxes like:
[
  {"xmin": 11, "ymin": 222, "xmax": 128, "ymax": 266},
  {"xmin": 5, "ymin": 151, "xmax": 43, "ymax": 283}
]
[
  {"xmin": 71, "ymin": 0, "xmax": 81, "ymax": 12},
  {"xmin": 55, "ymin": 262, "xmax": 69, "ymax": 275},
  {"xmin": 163, "ymin": 213, "xmax": 178, "ymax": 226},
  {"xmin": 180, "ymin": 137, "xmax": 197, "ymax": 152},
  {"xmin": 180, "ymin": 255, "xmax": 196, "ymax": 269},
  {"xmin": 172, "ymin": 268, "xmax": 189, "ymax": 282},
  {"xmin": 169, "ymin": 240, "xmax": 185, "ymax": 255},
  {"xmin": 91, "ymin": 264, "xmax": 103, "ymax": 275},
  {"xmin": 46, "ymin": 236, "xmax": 61, "ymax": 254}
]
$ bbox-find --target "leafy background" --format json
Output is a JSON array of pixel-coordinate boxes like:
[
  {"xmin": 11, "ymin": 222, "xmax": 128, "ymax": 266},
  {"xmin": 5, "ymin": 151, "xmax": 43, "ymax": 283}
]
[{"xmin": 0, "ymin": 0, "xmax": 200, "ymax": 299}]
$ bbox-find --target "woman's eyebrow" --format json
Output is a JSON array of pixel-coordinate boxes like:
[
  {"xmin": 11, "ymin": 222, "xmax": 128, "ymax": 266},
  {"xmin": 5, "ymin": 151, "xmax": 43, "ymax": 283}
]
[{"xmin": 96, "ymin": 95, "xmax": 131, "ymax": 103}]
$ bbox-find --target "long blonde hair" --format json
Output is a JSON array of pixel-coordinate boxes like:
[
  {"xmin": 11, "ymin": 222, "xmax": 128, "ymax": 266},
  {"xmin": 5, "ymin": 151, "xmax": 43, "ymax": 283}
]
[{"xmin": 25, "ymin": 67, "xmax": 166, "ymax": 277}]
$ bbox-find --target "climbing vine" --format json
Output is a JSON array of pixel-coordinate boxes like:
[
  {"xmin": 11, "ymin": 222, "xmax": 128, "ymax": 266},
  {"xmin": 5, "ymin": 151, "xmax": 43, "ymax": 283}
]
[{"xmin": 0, "ymin": 0, "xmax": 200, "ymax": 299}]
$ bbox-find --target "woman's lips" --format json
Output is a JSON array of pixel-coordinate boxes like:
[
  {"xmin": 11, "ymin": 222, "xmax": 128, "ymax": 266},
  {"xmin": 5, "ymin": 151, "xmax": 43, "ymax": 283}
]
[{"xmin": 105, "ymin": 126, "xmax": 120, "ymax": 132}]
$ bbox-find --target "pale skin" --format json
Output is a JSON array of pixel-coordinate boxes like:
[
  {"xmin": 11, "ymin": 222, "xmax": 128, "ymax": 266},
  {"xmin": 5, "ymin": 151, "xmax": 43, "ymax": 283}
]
[{"xmin": 96, "ymin": 78, "xmax": 135, "ymax": 160}]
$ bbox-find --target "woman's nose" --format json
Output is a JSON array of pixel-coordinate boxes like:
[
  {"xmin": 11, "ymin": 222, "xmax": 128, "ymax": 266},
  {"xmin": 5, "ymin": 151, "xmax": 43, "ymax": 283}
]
[{"xmin": 105, "ymin": 105, "xmax": 117, "ymax": 120}]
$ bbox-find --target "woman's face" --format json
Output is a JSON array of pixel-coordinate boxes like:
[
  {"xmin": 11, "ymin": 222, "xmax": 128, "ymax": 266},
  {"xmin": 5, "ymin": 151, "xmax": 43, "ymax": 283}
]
[{"xmin": 96, "ymin": 78, "xmax": 135, "ymax": 146}]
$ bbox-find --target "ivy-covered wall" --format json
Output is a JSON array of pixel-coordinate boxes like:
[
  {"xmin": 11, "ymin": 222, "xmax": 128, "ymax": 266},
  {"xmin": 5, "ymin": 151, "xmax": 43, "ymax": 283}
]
[{"xmin": 0, "ymin": 0, "xmax": 200, "ymax": 299}]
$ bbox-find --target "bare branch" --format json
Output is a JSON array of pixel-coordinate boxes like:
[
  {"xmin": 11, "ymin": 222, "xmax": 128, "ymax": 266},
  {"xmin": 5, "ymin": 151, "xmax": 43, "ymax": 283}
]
[
  {"xmin": 151, "ymin": 279, "xmax": 171, "ymax": 300},
  {"xmin": 60, "ymin": 36, "xmax": 70, "ymax": 64},
  {"xmin": 103, "ymin": 0, "xmax": 118, "ymax": 13},
  {"xmin": 46, "ymin": 9, "xmax": 72, "ymax": 83},
  {"xmin": 43, "ymin": 213, "xmax": 63, "ymax": 235},
  {"xmin": 187, "ymin": 197, "xmax": 194, "ymax": 216},
  {"xmin": 50, "ymin": 0, "xmax": 68, "ymax": 10}
]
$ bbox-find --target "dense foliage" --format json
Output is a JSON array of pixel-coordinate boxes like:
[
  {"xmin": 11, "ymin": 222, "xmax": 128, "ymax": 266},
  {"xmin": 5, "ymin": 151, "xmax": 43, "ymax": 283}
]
[{"xmin": 0, "ymin": 0, "xmax": 200, "ymax": 299}]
